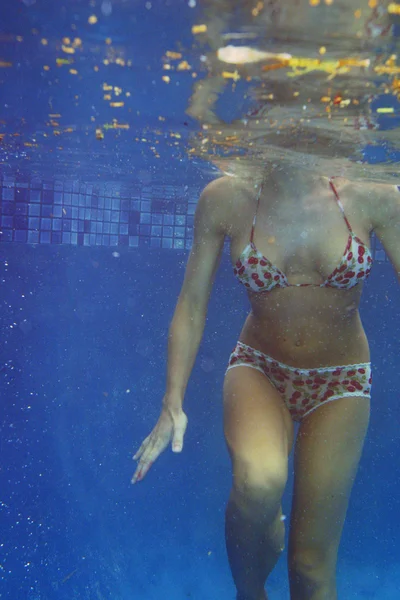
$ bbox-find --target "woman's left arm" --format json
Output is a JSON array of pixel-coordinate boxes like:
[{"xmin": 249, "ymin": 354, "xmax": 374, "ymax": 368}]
[{"xmin": 369, "ymin": 184, "xmax": 400, "ymax": 283}]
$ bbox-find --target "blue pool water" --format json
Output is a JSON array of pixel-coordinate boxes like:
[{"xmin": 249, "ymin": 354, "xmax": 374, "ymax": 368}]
[{"xmin": 1, "ymin": 1, "xmax": 400, "ymax": 599}]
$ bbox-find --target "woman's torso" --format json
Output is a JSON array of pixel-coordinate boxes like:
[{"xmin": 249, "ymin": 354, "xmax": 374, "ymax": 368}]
[{"xmin": 227, "ymin": 174, "xmax": 373, "ymax": 367}]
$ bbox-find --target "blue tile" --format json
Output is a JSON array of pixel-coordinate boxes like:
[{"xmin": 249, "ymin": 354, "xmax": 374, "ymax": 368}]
[
  {"xmin": 140, "ymin": 213, "xmax": 151, "ymax": 224},
  {"xmin": 42, "ymin": 189, "xmax": 54, "ymax": 204},
  {"xmin": 2, "ymin": 202, "xmax": 15, "ymax": 216},
  {"xmin": 163, "ymin": 226, "xmax": 173, "ymax": 237},
  {"xmin": 111, "ymin": 211, "xmax": 120, "ymax": 223},
  {"xmin": 119, "ymin": 235, "xmax": 129, "ymax": 246},
  {"xmin": 53, "ymin": 205, "xmax": 63, "ymax": 218},
  {"xmin": 129, "ymin": 236, "xmax": 139, "ymax": 247},
  {"xmin": 71, "ymin": 233, "xmax": 78, "ymax": 245},
  {"xmin": 139, "ymin": 224, "xmax": 151, "ymax": 236},
  {"xmin": 103, "ymin": 222, "xmax": 110, "ymax": 234},
  {"xmin": 151, "ymin": 214, "xmax": 162, "ymax": 225},
  {"xmin": 62, "ymin": 232, "xmax": 72, "ymax": 244},
  {"xmin": 71, "ymin": 220, "xmax": 78, "ymax": 232},
  {"xmin": 29, "ymin": 204, "xmax": 40, "ymax": 216},
  {"xmin": 15, "ymin": 187, "xmax": 29, "ymax": 202},
  {"xmin": 27, "ymin": 231, "xmax": 39, "ymax": 244},
  {"xmin": 40, "ymin": 231, "xmax": 51, "ymax": 244},
  {"xmin": 141, "ymin": 201, "xmax": 151, "ymax": 212},
  {"xmin": 163, "ymin": 214, "xmax": 173, "ymax": 225},
  {"xmin": 174, "ymin": 227, "xmax": 185, "ymax": 238},
  {"xmin": 102, "ymin": 234, "xmax": 110, "ymax": 246},
  {"xmin": 151, "ymin": 225, "xmax": 162, "ymax": 236},
  {"xmin": 15, "ymin": 216, "xmax": 28, "ymax": 229},
  {"xmin": 54, "ymin": 192, "xmax": 63, "ymax": 204},
  {"xmin": 78, "ymin": 221, "xmax": 85, "ymax": 232},
  {"xmin": 62, "ymin": 220, "xmax": 71, "ymax": 232},
  {"xmin": 110, "ymin": 235, "xmax": 119, "ymax": 246},
  {"xmin": 30, "ymin": 189, "xmax": 41, "ymax": 203},
  {"xmin": 119, "ymin": 224, "xmax": 128, "ymax": 235},
  {"xmin": 174, "ymin": 239, "xmax": 184, "ymax": 249},
  {"xmin": 130, "ymin": 200, "xmax": 140, "ymax": 210},
  {"xmin": 90, "ymin": 222, "xmax": 97, "ymax": 233},
  {"xmin": 41, "ymin": 205, "xmax": 53, "ymax": 217},
  {"xmin": 41, "ymin": 218, "xmax": 52, "ymax": 230},
  {"xmin": 2, "ymin": 187, "xmax": 14, "ymax": 201},
  {"xmin": 162, "ymin": 238, "xmax": 173, "ymax": 249},
  {"xmin": 15, "ymin": 203, "xmax": 28, "ymax": 215},
  {"xmin": 120, "ymin": 211, "xmax": 129, "ymax": 223},
  {"xmin": 52, "ymin": 219, "xmax": 62, "ymax": 231},
  {"xmin": 79, "ymin": 208, "xmax": 85, "ymax": 219},
  {"xmin": 64, "ymin": 193, "xmax": 72, "ymax": 205},
  {"xmin": 112, "ymin": 198, "xmax": 120, "ymax": 210},
  {"xmin": 104, "ymin": 210, "xmax": 111, "ymax": 222},
  {"xmin": 150, "ymin": 237, "xmax": 161, "ymax": 248},
  {"xmin": 51, "ymin": 231, "xmax": 62, "ymax": 244},
  {"xmin": 1, "ymin": 229, "xmax": 13, "ymax": 242},
  {"xmin": 110, "ymin": 223, "xmax": 118, "ymax": 235},
  {"xmin": 84, "ymin": 209, "xmax": 92, "ymax": 220},
  {"xmin": 1, "ymin": 215, "xmax": 13, "ymax": 228}
]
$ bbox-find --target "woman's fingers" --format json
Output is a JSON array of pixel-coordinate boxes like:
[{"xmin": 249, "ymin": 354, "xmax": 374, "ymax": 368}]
[
  {"xmin": 133, "ymin": 434, "xmax": 152, "ymax": 460},
  {"xmin": 132, "ymin": 436, "xmax": 168, "ymax": 483}
]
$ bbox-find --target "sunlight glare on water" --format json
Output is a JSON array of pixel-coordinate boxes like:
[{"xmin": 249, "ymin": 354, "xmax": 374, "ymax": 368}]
[{"xmin": 185, "ymin": 0, "xmax": 400, "ymax": 183}]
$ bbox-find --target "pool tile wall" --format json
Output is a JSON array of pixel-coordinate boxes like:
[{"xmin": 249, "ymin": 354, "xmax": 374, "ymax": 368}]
[{"xmin": 0, "ymin": 175, "xmax": 393, "ymax": 262}]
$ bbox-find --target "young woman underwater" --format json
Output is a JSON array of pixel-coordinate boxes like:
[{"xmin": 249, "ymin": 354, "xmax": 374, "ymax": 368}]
[{"xmin": 132, "ymin": 166, "xmax": 400, "ymax": 600}]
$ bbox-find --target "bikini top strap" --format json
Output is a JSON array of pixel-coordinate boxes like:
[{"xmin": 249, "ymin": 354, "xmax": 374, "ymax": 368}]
[
  {"xmin": 329, "ymin": 177, "xmax": 353, "ymax": 233},
  {"xmin": 250, "ymin": 182, "xmax": 263, "ymax": 243}
]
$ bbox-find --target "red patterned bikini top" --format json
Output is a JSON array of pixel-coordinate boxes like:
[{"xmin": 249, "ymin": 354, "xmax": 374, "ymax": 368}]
[{"xmin": 233, "ymin": 179, "xmax": 373, "ymax": 292}]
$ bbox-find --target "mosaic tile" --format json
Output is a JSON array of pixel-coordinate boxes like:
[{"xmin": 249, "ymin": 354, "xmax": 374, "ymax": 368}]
[{"xmin": 0, "ymin": 178, "xmax": 388, "ymax": 263}]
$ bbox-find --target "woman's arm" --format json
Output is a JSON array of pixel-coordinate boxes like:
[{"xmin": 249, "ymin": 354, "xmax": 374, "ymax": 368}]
[
  {"xmin": 132, "ymin": 175, "xmax": 232, "ymax": 482},
  {"xmin": 369, "ymin": 184, "xmax": 400, "ymax": 283},
  {"xmin": 165, "ymin": 176, "xmax": 229, "ymax": 406}
]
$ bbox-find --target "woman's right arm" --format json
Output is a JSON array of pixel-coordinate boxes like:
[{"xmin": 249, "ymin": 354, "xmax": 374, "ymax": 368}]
[{"xmin": 132, "ymin": 176, "xmax": 230, "ymax": 483}]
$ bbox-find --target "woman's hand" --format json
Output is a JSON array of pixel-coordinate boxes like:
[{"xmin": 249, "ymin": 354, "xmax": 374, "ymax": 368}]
[{"xmin": 132, "ymin": 402, "xmax": 188, "ymax": 483}]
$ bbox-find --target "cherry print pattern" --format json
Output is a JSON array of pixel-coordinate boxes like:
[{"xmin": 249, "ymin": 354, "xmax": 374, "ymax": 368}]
[
  {"xmin": 234, "ymin": 232, "xmax": 373, "ymax": 293},
  {"xmin": 227, "ymin": 342, "xmax": 372, "ymax": 422}
]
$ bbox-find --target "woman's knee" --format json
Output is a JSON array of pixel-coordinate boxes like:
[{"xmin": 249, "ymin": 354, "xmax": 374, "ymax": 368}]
[
  {"xmin": 288, "ymin": 546, "xmax": 337, "ymax": 591},
  {"xmin": 231, "ymin": 456, "xmax": 288, "ymax": 514}
]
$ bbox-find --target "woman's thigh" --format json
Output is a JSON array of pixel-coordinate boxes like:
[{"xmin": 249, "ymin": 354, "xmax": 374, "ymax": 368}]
[
  {"xmin": 288, "ymin": 396, "xmax": 370, "ymax": 569},
  {"xmin": 223, "ymin": 366, "xmax": 295, "ymax": 485}
]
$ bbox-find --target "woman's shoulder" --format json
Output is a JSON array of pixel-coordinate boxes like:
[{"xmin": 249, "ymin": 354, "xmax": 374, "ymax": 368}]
[
  {"xmin": 201, "ymin": 175, "xmax": 260, "ymax": 212},
  {"xmin": 199, "ymin": 175, "xmax": 260, "ymax": 234}
]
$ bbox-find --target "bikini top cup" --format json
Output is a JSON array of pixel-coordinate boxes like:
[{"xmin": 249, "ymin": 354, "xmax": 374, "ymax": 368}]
[{"xmin": 233, "ymin": 179, "xmax": 373, "ymax": 292}]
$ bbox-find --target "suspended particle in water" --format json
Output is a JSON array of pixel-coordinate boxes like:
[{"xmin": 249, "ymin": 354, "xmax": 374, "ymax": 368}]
[
  {"xmin": 22, "ymin": 0, "xmax": 36, "ymax": 5},
  {"xmin": 101, "ymin": 1, "xmax": 112, "ymax": 16},
  {"xmin": 188, "ymin": 0, "xmax": 196, "ymax": 7}
]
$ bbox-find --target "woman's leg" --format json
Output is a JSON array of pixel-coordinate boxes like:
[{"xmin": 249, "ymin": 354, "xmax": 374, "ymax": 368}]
[
  {"xmin": 224, "ymin": 366, "xmax": 294, "ymax": 600},
  {"xmin": 288, "ymin": 395, "xmax": 370, "ymax": 600}
]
